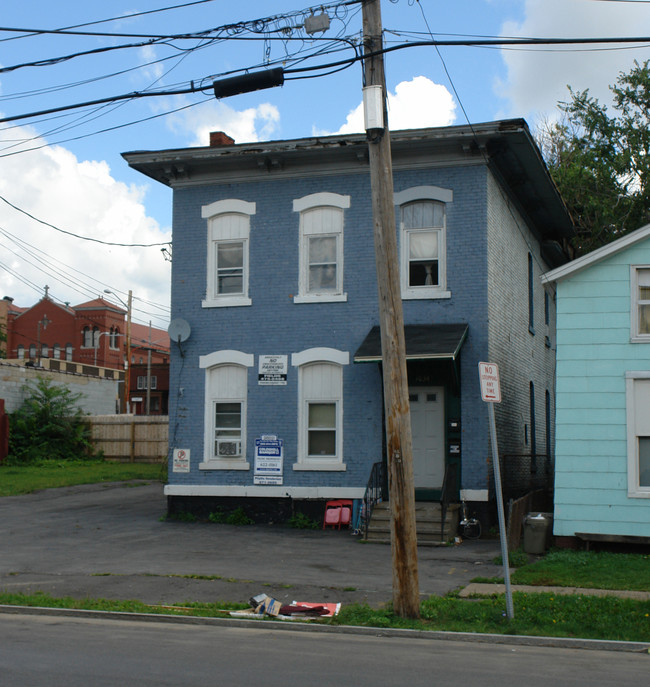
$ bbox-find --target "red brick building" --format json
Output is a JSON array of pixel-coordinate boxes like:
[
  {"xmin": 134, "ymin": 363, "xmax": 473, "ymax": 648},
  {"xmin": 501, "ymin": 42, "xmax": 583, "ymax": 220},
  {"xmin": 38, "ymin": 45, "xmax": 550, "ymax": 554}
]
[{"xmin": 0, "ymin": 293, "xmax": 170, "ymax": 414}]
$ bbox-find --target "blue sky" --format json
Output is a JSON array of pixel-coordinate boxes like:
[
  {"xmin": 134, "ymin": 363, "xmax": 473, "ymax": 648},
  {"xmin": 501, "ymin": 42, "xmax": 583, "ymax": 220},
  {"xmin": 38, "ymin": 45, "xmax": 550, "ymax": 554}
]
[{"xmin": 1, "ymin": 0, "xmax": 649, "ymax": 329}]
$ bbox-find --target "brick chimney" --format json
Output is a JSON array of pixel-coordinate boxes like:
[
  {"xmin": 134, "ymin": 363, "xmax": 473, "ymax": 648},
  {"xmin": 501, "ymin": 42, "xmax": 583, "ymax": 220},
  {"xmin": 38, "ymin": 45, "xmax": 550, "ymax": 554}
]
[{"xmin": 209, "ymin": 131, "xmax": 235, "ymax": 147}]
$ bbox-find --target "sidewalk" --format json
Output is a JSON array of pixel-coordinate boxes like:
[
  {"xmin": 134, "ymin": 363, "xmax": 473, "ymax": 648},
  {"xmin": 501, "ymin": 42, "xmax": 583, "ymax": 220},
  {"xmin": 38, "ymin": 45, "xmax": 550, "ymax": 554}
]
[{"xmin": 460, "ymin": 582, "xmax": 650, "ymax": 601}]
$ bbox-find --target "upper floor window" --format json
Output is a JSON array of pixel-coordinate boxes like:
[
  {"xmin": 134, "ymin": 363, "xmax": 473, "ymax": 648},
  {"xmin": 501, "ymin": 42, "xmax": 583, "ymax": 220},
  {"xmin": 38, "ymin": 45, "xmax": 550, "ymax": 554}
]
[
  {"xmin": 137, "ymin": 375, "xmax": 157, "ymax": 390},
  {"xmin": 293, "ymin": 193, "xmax": 350, "ymax": 303},
  {"xmin": 528, "ymin": 253, "xmax": 535, "ymax": 335},
  {"xmin": 109, "ymin": 327, "xmax": 120, "ymax": 350},
  {"xmin": 202, "ymin": 199, "xmax": 256, "ymax": 308},
  {"xmin": 631, "ymin": 266, "xmax": 650, "ymax": 341},
  {"xmin": 394, "ymin": 186, "xmax": 452, "ymax": 300},
  {"xmin": 82, "ymin": 326, "xmax": 99, "ymax": 348}
]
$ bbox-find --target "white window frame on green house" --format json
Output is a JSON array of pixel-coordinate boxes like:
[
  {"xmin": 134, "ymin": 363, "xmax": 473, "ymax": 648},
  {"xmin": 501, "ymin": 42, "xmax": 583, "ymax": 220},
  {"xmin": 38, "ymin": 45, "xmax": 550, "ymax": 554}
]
[
  {"xmin": 199, "ymin": 350, "xmax": 254, "ymax": 470},
  {"xmin": 293, "ymin": 192, "xmax": 350, "ymax": 303},
  {"xmin": 625, "ymin": 371, "xmax": 650, "ymax": 497},
  {"xmin": 291, "ymin": 347, "xmax": 349, "ymax": 471},
  {"xmin": 630, "ymin": 265, "xmax": 650, "ymax": 341},
  {"xmin": 394, "ymin": 186, "xmax": 452, "ymax": 300},
  {"xmin": 202, "ymin": 199, "xmax": 255, "ymax": 308}
]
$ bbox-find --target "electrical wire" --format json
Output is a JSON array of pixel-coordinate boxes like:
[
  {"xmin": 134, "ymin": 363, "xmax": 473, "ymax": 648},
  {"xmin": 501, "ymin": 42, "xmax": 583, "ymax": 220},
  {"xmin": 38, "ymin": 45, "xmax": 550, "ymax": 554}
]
[{"xmin": 0, "ymin": 193, "xmax": 170, "ymax": 247}]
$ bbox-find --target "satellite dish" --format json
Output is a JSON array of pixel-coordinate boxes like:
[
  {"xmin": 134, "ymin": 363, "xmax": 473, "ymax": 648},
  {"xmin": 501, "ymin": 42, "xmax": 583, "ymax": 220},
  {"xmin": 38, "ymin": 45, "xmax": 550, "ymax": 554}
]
[{"xmin": 168, "ymin": 318, "xmax": 191, "ymax": 343}]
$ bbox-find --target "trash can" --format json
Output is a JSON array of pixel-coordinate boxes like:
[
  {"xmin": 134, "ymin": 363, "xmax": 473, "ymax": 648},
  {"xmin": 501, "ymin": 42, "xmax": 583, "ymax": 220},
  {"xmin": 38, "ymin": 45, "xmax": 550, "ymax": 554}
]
[{"xmin": 523, "ymin": 512, "xmax": 553, "ymax": 554}]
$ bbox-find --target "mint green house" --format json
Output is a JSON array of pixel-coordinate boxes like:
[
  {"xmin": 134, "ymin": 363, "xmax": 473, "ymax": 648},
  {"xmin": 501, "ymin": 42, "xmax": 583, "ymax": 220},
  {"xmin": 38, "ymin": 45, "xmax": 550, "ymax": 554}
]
[{"xmin": 543, "ymin": 225, "xmax": 650, "ymax": 544}]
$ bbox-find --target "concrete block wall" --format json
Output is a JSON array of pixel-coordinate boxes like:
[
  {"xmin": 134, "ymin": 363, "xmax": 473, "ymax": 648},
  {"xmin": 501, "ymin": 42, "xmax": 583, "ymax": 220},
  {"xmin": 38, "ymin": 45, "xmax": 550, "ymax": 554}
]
[{"xmin": 0, "ymin": 361, "xmax": 120, "ymax": 415}]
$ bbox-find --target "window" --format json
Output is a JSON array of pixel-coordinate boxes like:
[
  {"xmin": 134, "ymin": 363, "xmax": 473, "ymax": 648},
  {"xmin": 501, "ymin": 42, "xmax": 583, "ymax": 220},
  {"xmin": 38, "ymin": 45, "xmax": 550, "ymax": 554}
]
[
  {"xmin": 41, "ymin": 344, "xmax": 49, "ymax": 358},
  {"xmin": 29, "ymin": 344, "xmax": 36, "ymax": 359},
  {"xmin": 82, "ymin": 326, "xmax": 99, "ymax": 348},
  {"xmin": 53, "ymin": 344, "xmax": 61, "ymax": 360},
  {"xmin": 529, "ymin": 381, "xmax": 537, "ymax": 469},
  {"xmin": 293, "ymin": 193, "xmax": 349, "ymax": 303},
  {"xmin": 202, "ymin": 199, "xmax": 255, "ymax": 308},
  {"xmin": 292, "ymin": 348, "xmax": 349, "ymax": 470},
  {"xmin": 199, "ymin": 350, "xmax": 254, "ymax": 470},
  {"xmin": 17, "ymin": 345, "xmax": 24, "ymax": 360},
  {"xmin": 394, "ymin": 186, "xmax": 452, "ymax": 299},
  {"xmin": 109, "ymin": 327, "xmax": 120, "ymax": 349},
  {"xmin": 626, "ymin": 373, "xmax": 650, "ymax": 496},
  {"xmin": 528, "ymin": 253, "xmax": 535, "ymax": 334},
  {"xmin": 65, "ymin": 344, "xmax": 73, "ymax": 361},
  {"xmin": 631, "ymin": 266, "xmax": 650, "ymax": 341},
  {"xmin": 137, "ymin": 376, "xmax": 158, "ymax": 390}
]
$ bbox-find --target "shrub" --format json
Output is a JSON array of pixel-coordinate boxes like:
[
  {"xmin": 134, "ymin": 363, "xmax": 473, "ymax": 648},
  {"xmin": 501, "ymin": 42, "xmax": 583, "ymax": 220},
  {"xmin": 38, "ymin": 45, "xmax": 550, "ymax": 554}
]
[{"xmin": 8, "ymin": 378, "xmax": 99, "ymax": 464}]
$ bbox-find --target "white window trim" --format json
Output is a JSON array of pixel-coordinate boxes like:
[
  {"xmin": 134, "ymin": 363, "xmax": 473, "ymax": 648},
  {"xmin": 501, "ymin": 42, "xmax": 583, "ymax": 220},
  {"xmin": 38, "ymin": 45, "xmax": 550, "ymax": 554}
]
[
  {"xmin": 293, "ymin": 192, "xmax": 349, "ymax": 304},
  {"xmin": 200, "ymin": 350, "xmax": 254, "ymax": 471},
  {"xmin": 626, "ymin": 371, "xmax": 650, "ymax": 498},
  {"xmin": 394, "ymin": 186, "xmax": 452, "ymax": 300},
  {"xmin": 292, "ymin": 348, "xmax": 348, "ymax": 471},
  {"xmin": 630, "ymin": 265, "xmax": 650, "ymax": 342},
  {"xmin": 202, "ymin": 199, "xmax": 255, "ymax": 309}
]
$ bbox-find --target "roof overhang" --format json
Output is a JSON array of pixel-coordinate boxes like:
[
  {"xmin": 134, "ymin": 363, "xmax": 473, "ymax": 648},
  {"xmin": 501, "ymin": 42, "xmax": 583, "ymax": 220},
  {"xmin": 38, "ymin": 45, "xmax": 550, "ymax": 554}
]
[
  {"xmin": 354, "ymin": 323, "xmax": 469, "ymax": 363},
  {"xmin": 123, "ymin": 119, "xmax": 574, "ymax": 248}
]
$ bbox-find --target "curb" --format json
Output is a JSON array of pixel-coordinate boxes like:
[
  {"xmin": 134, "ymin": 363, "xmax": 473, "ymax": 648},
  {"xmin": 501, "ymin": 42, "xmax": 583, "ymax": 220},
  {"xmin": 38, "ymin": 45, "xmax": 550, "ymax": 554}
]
[{"xmin": 2, "ymin": 604, "xmax": 649, "ymax": 654}]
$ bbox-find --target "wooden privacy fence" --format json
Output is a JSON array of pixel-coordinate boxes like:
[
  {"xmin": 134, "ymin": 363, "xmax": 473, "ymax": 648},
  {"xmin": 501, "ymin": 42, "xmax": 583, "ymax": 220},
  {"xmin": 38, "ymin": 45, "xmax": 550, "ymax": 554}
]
[{"xmin": 88, "ymin": 415, "xmax": 168, "ymax": 463}]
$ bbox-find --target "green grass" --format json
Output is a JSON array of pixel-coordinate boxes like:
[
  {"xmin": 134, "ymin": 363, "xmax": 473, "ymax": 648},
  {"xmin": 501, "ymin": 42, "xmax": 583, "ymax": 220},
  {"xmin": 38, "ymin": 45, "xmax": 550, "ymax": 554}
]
[
  {"xmin": 0, "ymin": 591, "xmax": 248, "ymax": 617},
  {"xmin": 0, "ymin": 589, "xmax": 648, "ymax": 642},
  {"xmin": 332, "ymin": 593, "xmax": 650, "ymax": 642},
  {"xmin": 0, "ymin": 460, "xmax": 166, "ymax": 496},
  {"xmin": 510, "ymin": 549, "xmax": 650, "ymax": 591}
]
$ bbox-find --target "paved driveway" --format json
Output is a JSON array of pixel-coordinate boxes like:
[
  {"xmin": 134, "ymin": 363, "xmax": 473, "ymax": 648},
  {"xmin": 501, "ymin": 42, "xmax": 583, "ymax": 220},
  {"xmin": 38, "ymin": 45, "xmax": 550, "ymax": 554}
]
[{"xmin": 0, "ymin": 481, "xmax": 503, "ymax": 608}]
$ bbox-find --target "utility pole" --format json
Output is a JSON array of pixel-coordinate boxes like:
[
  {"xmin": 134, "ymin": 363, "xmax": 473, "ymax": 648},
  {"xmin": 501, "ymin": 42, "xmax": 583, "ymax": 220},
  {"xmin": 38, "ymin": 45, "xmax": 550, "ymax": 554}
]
[
  {"xmin": 362, "ymin": 0, "xmax": 420, "ymax": 618},
  {"xmin": 125, "ymin": 290, "xmax": 132, "ymax": 414}
]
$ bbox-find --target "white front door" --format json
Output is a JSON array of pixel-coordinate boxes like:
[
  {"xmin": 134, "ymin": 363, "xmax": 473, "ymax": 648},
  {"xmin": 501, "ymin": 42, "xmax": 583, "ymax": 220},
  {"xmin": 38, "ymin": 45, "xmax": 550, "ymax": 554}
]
[{"xmin": 409, "ymin": 386, "xmax": 445, "ymax": 491}]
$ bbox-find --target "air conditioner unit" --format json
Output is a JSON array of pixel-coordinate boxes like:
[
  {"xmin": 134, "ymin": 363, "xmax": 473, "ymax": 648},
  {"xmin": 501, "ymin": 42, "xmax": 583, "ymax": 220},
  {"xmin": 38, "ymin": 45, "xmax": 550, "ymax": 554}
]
[{"xmin": 217, "ymin": 440, "xmax": 242, "ymax": 457}]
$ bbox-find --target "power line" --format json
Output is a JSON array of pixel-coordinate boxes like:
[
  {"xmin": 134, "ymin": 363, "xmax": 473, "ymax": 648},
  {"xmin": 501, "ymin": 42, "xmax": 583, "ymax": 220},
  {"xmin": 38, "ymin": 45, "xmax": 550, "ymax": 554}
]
[
  {"xmin": 3, "ymin": 34, "xmax": 650, "ymax": 125},
  {"xmin": 0, "ymin": 193, "xmax": 171, "ymax": 247}
]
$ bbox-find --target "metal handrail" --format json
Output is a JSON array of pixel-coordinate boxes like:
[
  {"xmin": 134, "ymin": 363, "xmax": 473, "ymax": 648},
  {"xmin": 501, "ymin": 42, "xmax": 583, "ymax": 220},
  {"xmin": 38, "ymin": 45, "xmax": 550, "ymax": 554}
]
[
  {"xmin": 439, "ymin": 461, "xmax": 459, "ymax": 541},
  {"xmin": 362, "ymin": 461, "xmax": 385, "ymax": 540}
]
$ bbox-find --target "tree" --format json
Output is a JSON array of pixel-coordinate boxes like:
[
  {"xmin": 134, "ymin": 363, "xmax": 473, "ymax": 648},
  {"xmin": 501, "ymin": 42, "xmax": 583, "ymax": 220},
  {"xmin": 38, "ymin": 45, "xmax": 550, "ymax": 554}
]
[
  {"xmin": 8, "ymin": 378, "xmax": 98, "ymax": 463},
  {"xmin": 539, "ymin": 60, "xmax": 650, "ymax": 255}
]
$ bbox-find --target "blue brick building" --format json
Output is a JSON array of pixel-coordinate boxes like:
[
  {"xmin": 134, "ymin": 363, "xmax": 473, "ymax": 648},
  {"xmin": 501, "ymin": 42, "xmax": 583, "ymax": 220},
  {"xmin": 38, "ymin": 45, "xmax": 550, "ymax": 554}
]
[{"xmin": 124, "ymin": 120, "xmax": 573, "ymax": 527}]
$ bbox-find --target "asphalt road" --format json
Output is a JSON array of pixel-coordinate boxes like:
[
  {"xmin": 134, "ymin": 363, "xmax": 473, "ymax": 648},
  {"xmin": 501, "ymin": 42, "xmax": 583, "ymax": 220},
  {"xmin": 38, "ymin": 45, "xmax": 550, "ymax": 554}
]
[
  {"xmin": 0, "ymin": 481, "xmax": 503, "ymax": 608},
  {"xmin": 3, "ymin": 612, "xmax": 648, "ymax": 687}
]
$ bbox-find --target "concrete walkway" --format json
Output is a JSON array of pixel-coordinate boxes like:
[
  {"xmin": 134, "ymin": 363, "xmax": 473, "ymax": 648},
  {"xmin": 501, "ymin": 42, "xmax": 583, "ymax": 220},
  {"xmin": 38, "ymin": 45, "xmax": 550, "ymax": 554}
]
[{"xmin": 460, "ymin": 582, "xmax": 650, "ymax": 601}]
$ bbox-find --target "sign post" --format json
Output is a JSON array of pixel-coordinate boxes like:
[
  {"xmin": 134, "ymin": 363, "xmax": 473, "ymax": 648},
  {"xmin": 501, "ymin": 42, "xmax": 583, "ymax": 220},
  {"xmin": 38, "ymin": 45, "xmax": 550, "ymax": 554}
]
[{"xmin": 478, "ymin": 362, "xmax": 514, "ymax": 620}]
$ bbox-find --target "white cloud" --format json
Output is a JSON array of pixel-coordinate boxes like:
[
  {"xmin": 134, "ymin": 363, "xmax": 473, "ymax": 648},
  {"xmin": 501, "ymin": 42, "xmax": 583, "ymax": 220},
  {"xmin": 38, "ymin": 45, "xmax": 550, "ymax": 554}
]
[
  {"xmin": 497, "ymin": 0, "xmax": 650, "ymax": 123},
  {"xmin": 169, "ymin": 99, "xmax": 281, "ymax": 146},
  {"xmin": 315, "ymin": 76, "xmax": 457, "ymax": 136},
  {"xmin": 0, "ymin": 125, "xmax": 171, "ymax": 328}
]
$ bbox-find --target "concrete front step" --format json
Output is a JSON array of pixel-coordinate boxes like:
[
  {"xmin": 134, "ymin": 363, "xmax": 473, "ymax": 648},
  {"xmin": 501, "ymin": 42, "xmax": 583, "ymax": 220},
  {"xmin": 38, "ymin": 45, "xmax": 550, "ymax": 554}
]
[{"xmin": 365, "ymin": 501, "xmax": 460, "ymax": 546}]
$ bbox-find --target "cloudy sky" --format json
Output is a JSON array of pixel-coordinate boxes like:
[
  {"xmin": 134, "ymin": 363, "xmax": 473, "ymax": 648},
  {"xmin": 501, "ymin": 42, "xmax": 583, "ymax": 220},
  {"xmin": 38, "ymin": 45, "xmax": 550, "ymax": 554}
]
[{"xmin": 1, "ymin": 0, "xmax": 649, "ymax": 329}]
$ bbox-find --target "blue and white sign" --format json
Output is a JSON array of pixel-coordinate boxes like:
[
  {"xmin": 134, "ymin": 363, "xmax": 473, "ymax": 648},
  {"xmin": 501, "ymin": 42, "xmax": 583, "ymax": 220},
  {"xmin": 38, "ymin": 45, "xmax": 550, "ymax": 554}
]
[{"xmin": 254, "ymin": 435, "xmax": 283, "ymax": 485}]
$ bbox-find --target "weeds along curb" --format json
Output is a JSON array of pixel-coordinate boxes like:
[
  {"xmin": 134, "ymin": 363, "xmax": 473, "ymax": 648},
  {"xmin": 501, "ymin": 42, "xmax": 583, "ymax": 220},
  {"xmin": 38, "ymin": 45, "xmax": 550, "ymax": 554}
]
[{"xmin": 1, "ymin": 604, "xmax": 649, "ymax": 655}]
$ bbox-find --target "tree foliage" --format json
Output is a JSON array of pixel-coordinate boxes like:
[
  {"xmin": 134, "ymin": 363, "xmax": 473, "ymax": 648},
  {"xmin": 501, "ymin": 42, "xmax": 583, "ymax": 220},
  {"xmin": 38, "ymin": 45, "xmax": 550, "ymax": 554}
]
[
  {"xmin": 538, "ymin": 60, "xmax": 650, "ymax": 255},
  {"xmin": 8, "ymin": 378, "xmax": 98, "ymax": 463}
]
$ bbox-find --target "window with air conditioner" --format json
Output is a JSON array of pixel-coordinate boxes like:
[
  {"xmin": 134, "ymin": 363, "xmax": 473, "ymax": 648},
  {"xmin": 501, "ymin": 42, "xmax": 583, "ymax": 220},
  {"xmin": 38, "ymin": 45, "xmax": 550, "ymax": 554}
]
[{"xmin": 199, "ymin": 351, "xmax": 254, "ymax": 470}]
